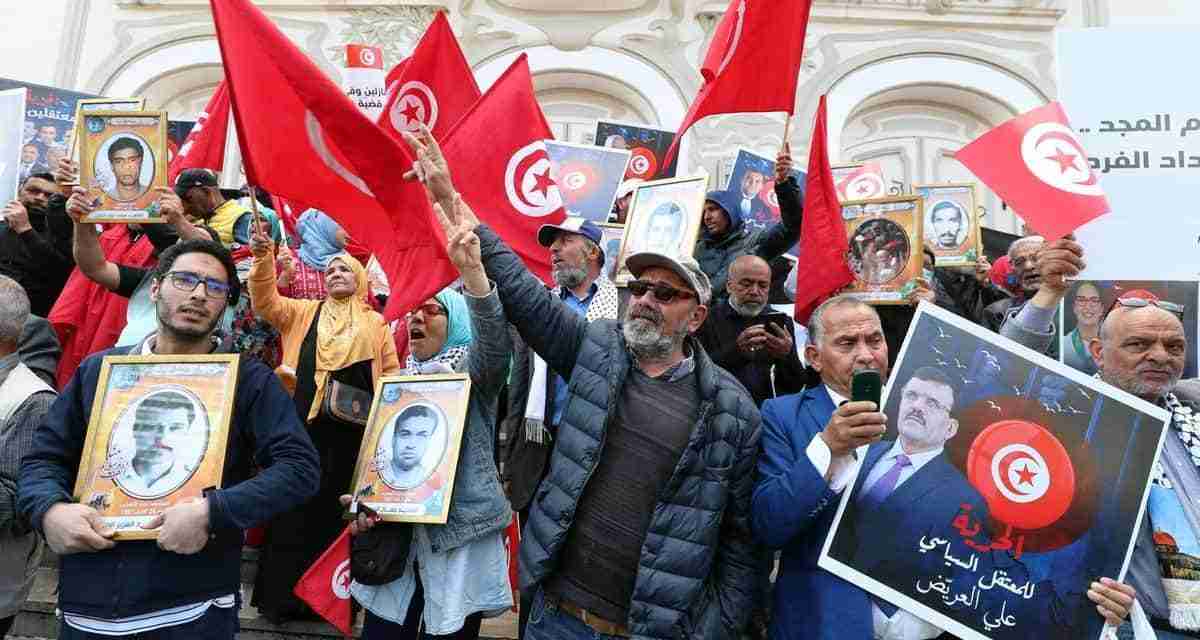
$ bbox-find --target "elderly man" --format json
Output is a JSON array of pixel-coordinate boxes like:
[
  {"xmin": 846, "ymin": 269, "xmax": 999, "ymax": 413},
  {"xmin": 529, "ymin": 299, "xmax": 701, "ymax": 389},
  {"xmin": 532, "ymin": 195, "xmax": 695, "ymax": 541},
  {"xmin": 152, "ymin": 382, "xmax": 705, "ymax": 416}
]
[
  {"xmin": 752, "ymin": 294, "xmax": 1136, "ymax": 640},
  {"xmin": 609, "ymin": 178, "xmax": 641, "ymax": 224},
  {"xmin": 983, "ymin": 236, "xmax": 1059, "ymax": 357},
  {"xmin": 697, "ymin": 254, "xmax": 805, "ymax": 406},
  {"xmin": 0, "ymin": 277, "xmax": 55, "ymax": 638},
  {"xmin": 405, "ymin": 125, "xmax": 761, "ymax": 640},
  {"xmin": 1, "ymin": 172, "xmax": 73, "ymax": 316}
]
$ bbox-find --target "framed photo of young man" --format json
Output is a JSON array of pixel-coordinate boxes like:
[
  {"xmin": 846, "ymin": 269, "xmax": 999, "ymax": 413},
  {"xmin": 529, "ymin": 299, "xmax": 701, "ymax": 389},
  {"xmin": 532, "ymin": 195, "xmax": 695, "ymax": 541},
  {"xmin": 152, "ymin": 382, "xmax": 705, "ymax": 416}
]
[
  {"xmin": 613, "ymin": 175, "xmax": 707, "ymax": 285},
  {"xmin": 818, "ymin": 303, "xmax": 1169, "ymax": 640},
  {"xmin": 78, "ymin": 110, "xmax": 168, "ymax": 223},
  {"xmin": 73, "ymin": 354, "xmax": 240, "ymax": 540},
  {"xmin": 843, "ymin": 196, "xmax": 924, "ymax": 305},
  {"xmin": 914, "ymin": 183, "xmax": 983, "ymax": 268},
  {"xmin": 348, "ymin": 373, "xmax": 471, "ymax": 524}
]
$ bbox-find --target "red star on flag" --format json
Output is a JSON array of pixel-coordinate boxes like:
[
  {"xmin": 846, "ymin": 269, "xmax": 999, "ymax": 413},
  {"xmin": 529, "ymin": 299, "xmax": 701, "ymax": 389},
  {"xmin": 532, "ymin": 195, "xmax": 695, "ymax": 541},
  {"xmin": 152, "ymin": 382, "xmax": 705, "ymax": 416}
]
[
  {"xmin": 531, "ymin": 168, "xmax": 556, "ymax": 198},
  {"xmin": 1046, "ymin": 147, "xmax": 1079, "ymax": 173},
  {"xmin": 1015, "ymin": 463, "xmax": 1038, "ymax": 487},
  {"xmin": 400, "ymin": 100, "xmax": 423, "ymax": 125}
]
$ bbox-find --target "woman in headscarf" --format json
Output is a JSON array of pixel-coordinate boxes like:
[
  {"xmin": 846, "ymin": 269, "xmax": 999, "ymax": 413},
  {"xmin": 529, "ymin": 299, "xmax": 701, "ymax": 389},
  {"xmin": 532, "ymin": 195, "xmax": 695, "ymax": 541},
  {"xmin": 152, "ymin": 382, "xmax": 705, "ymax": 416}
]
[
  {"xmin": 279, "ymin": 208, "xmax": 348, "ymax": 300},
  {"xmin": 340, "ymin": 199, "xmax": 513, "ymax": 640},
  {"xmin": 246, "ymin": 220, "xmax": 401, "ymax": 624}
]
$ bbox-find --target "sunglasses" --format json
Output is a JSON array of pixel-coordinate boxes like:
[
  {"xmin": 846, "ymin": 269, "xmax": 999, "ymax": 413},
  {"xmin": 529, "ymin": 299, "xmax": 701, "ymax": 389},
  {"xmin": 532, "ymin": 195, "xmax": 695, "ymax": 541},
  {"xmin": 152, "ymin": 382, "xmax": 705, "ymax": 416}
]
[
  {"xmin": 163, "ymin": 271, "xmax": 231, "ymax": 299},
  {"xmin": 1104, "ymin": 296, "xmax": 1185, "ymax": 319},
  {"xmin": 627, "ymin": 279, "xmax": 695, "ymax": 304},
  {"xmin": 406, "ymin": 302, "xmax": 446, "ymax": 319}
]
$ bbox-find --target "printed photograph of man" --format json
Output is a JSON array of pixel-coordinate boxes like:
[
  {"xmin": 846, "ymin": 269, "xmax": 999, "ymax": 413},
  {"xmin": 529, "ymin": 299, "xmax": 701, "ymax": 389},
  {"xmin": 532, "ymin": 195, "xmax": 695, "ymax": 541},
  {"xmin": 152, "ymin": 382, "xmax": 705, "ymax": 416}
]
[
  {"xmin": 849, "ymin": 218, "xmax": 910, "ymax": 285},
  {"xmin": 17, "ymin": 143, "xmax": 46, "ymax": 183},
  {"xmin": 926, "ymin": 200, "xmax": 968, "ymax": 250},
  {"xmin": 32, "ymin": 123, "xmax": 58, "ymax": 162},
  {"xmin": 99, "ymin": 136, "xmax": 151, "ymax": 203},
  {"xmin": 635, "ymin": 201, "xmax": 685, "ymax": 257},
  {"xmin": 380, "ymin": 404, "xmax": 445, "ymax": 490},
  {"xmin": 113, "ymin": 390, "xmax": 206, "ymax": 499}
]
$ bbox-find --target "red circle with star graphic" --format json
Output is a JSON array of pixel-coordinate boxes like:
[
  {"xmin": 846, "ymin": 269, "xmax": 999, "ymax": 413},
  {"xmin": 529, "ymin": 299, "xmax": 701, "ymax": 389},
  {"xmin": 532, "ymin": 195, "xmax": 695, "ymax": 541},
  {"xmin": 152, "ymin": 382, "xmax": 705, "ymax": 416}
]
[{"xmin": 967, "ymin": 419, "xmax": 1075, "ymax": 531}]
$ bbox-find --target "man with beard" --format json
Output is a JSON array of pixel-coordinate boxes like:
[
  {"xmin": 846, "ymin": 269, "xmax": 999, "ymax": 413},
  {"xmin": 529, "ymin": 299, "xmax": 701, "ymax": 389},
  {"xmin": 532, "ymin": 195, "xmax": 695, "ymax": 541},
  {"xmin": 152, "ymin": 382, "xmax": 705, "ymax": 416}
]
[
  {"xmin": 926, "ymin": 201, "xmax": 966, "ymax": 250},
  {"xmin": 0, "ymin": 172, "xmax": 73, "ymax": 316},
  {"xmin": 697, "ymin": 254, "xmax": 804, "ymax": 406},
  {"xmin": 983, "ymin": 236, "xmax": 1060, "ymax": 358},
  {"xmin": 1061, "ymin": 282, "xmax": 1103, "ymax": 374},
  {"xmin": 116, "ymin": 391, "xmax": 198, "ymax": 498},
  {"xmin": 104, "ymin": 137, "xmax": 149, "ymax": 203},
  {"xmin": 18, "ymin": 238, "xmax": 319, "ymax": 639},
  {"xmin": 404, "ymin": 124, "xmax": 761, "ymax": 640}
]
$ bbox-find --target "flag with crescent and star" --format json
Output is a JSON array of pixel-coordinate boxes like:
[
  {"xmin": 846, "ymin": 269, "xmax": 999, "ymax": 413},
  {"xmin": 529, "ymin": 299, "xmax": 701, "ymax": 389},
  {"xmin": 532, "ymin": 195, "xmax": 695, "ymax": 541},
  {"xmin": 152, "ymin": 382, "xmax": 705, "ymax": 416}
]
[
  {"xmin": 210, "ymin": 0, "xmax": 456, "ymax": 321},
  {"xmin": 955, "ymin": 102, "xmax": 1109, "ymax": 241},
  {"xmin": 293, "ymin": 526, "xmax": 353, "ymax": 637},
  {"xmin": 440, "ymin": 54, "xmax": 565, "ymax": 283}
]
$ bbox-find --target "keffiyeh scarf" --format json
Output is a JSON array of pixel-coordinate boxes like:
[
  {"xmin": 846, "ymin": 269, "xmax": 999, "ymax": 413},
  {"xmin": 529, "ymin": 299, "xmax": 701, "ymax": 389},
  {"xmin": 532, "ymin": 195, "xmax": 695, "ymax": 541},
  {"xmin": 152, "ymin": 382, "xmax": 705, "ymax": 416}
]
[{"xmin": 1147, "ymin": 393, "xmax": 1200, "ymax": 631}]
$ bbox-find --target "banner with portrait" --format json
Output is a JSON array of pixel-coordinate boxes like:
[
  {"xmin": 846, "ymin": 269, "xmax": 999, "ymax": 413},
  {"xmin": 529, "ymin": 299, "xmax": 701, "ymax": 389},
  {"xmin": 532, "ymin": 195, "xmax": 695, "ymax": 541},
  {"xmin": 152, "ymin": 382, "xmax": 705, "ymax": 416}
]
[
  {"xmin": 613, "ymin": 175, "xmax": 707, "ymax": 285},
  {"xmin": 348, "ymin": 373, "xmax": 471, "ymax": 524},
  {"xmin": 1058, "ymin": 280, "xmax": 1199, "ymax": 378},
  {"xmin": 545, "ymin": 140, "xmax": 631, "ymax": 222},
  {"xmin": 78, "ymin": 111, "xmax": 168, "ymax": 223},
  {"xmin": 73, "ymin": 354, "xmax": 239, "ymax": 540},
  {"xmin": 914, "ymin": 183, "xmax": 983, "ymax": 267},
  {"xmin": 0, "ymin": 88, "xmax": 26, "ymax": 201},
  {"xmin": 595, "ymin": 119, "xmax": 679, "ymax": 181},
  {"xmin": 819, "ymin": 302, "xmax": 1169, "ymax": 640},
  {"xmin": 722, "ymin": 148, "xmax": 780, "ymax": 232},
  {"xmin": 843, "ymin": 196, "xmax": 925, "ymax": 305}
]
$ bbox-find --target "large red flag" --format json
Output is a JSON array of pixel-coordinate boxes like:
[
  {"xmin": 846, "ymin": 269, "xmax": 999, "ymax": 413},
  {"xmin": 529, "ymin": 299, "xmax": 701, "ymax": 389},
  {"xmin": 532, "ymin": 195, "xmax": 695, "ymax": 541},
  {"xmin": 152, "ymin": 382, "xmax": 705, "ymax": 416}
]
[
  {"xmin": 293, "ymin": 526, "xmax": 353, "ymax": 637},
  {"xmin": 664, "ymin": 0, "xmax": 813, "ymax": 166},
  {"xmin": 794, "ymin": 96, "xmax": 854, "ymax": 324},
  {"xmin": 168, "ymin": 81, "xmax": 230, "ymax": 183},
  {"xmin": 210, "ymin": 0, "xmax": 455, "ymax": 320},
  {"xmin": 378, "ymin": 12, "xmax": 480, "ymax": 142},
  {"xmin": 955, "ymin": 101, "xmax": 1109, "ymax": 240},
  {"xmin": 441, "ymin": 55, "xmax": 564, "ymax": 283}
]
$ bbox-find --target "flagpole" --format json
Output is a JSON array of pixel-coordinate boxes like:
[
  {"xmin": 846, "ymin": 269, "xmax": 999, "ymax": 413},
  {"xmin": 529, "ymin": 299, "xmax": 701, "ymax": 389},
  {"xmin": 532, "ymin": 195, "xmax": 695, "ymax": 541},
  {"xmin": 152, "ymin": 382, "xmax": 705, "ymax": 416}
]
[
  {"xmin": 246, "ymin": 184, "xmax": 265, "ymax": 235},
  {"xmin": 782, "ymin": 113, "xmax": 792, "ymax": 148}
]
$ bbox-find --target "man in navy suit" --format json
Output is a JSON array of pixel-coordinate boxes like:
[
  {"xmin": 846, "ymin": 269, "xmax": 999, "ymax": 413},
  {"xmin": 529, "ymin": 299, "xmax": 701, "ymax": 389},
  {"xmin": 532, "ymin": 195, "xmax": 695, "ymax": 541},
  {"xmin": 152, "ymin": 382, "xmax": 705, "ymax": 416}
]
[{"xmin": 752, "ymin": 295, "xmax": 1136, "ymax": 640}]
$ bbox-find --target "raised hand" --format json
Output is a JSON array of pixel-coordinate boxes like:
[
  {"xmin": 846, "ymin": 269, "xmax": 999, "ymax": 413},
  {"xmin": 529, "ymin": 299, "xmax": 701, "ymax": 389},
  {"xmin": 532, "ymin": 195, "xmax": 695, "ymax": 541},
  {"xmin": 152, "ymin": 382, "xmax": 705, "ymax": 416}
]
[
  {"xmin": 775, "ymin": 141, "xmax": 794, "ymax": 183},
  {"xmin": 65, "ymin": 186, "xmax": 96, "ymax": 222},
  {"xmin": 401, "ymin": 124, "xmax": 456, "ymax": 208}
]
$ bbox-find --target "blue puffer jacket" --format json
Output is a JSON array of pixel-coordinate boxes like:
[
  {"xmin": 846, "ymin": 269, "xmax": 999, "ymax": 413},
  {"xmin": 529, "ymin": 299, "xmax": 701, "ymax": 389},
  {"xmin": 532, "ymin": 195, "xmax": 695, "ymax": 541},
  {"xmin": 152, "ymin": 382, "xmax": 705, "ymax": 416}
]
[{"xmin": 477, "ymin": 225, "xmax": 763, "ymax": 640}]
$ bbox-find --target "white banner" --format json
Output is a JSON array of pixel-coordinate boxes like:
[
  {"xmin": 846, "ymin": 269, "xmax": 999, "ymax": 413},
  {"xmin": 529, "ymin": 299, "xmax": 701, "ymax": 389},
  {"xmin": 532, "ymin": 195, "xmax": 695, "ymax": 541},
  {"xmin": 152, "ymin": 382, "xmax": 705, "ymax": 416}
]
[
  {"xmin": 1059, "ymin": 29, "xmax": 1200, "ymax": 279},
  {"xmin": 342, "ymin": 44, "xmax": 386, "ymax": 121},
  {"xmin": 0, "ymin": 88, "xmax": 26, "ymax": 201}
]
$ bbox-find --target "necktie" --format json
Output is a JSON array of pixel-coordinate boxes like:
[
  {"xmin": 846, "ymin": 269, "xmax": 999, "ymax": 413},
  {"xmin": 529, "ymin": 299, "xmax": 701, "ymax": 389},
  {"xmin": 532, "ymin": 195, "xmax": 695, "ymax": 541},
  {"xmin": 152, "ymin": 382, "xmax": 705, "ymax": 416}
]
[
  {"xmin": 741, "ymin": 199, "xmax": 751, "ymax": 217},
  {"xmin": 860, "ymin": 453, "xmax": 911, "ymax": 509}
]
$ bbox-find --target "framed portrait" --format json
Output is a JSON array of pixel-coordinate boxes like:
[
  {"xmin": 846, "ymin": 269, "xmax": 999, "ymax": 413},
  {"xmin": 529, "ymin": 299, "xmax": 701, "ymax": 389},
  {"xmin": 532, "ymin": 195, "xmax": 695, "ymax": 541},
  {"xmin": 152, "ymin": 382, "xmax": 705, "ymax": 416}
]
[
  {"xmin": 722, "ymin": 148, "xmax": 780, "ymax": 233},
  {"xmin": 914, "ymin": 183, "xmax": 983, "ymax": 267},
  {"xmin": 69, "ymin": 97, "xmax": 145, "ymax": 163},
  {"xmin": 820, "ymin": 302, "xmax": 1168, "ymax": 640},
  {"xmin": 613, "ymin": 175, "xmax": 707, "ymax": 286},
  {"xmin": 348, "ymin": 373, "xmax": 471, "ymax": 524},
  {"xmin": 595, "ymin": 119, "xmax": 679, "ymax": 180},
  {"xmin": 545, "ymin": 140, "xmax": 631, "ymax": 222},
  {"xmin": 843, "ymin": 196, "xmax": 924, "ymax": 305},
  {"xmin": 598, "ymin": 222, "xmax": 625, "ymax": 282},
  {"xmin": 832, "ymin": 162, "xmax": 887, "ymax": 202},
  {"xmin": 1059, "ymin": 280, "xmax": 1199, "ymax": 377},
  {"xmin": 73, "ymin": 354, "xmax": 239, "ymax": 540},
  {"xmin": 78, "ymin": 110, "xmax": 168, "ymax": 224}
]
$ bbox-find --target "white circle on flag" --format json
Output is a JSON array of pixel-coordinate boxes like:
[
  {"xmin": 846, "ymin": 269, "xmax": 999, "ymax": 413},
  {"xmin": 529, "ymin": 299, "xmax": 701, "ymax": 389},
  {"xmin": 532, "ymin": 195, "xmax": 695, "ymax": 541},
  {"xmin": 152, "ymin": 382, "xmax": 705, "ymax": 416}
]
[
  {"xmin": 1019, "ymin": 122, "xmax": 1103, "ymax": 196},
  {"xmin": 562, "ymin": 170, "xmax": 587, "ymax": 191},
  {"xmin": 359, "ymin": 48, "xmax": 377, "ymax": 67},
  {"xmin": 332, "ymin": 559, "xmax": 352, "ymax": 599},
  {"xmin": 390, "ymin": 81, "xmax": 439, "ymax": 134},
  {"xmin": 716, "ymin": 0, "xmax": 747, "ymax": 77},
  {"xmin": 990, "ymin": 443, "xmax": 1051, "ymax": 504},
  {"xmin": 504, "ymin": 141, "xmax": 562, "ymax": 218},
  {"xmin": 629, "ymin": 154, "xmax": 651, "ymax": 176},
  {"xmin": 846, "ymin": 173, "xmax": 885, "ymax": 199},
  {"xmin": 305, "ymin": 110, "xmax": 374, "ymax": 197}
]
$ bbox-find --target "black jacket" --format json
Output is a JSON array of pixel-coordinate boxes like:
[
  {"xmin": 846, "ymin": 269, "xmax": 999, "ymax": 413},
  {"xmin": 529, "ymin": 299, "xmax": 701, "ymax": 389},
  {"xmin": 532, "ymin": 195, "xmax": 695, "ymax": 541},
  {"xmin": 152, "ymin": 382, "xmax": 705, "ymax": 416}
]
[
  {"xmin": 696, "ymin": 301, "xmax": 806, "ymax": 407},
  {"xmin": 0, "ymin": 196, "xmax": 74, "ymax": 317},
  {"xmin": 478, "ymin": 225, "xmax": 762, "ymax": 639}
]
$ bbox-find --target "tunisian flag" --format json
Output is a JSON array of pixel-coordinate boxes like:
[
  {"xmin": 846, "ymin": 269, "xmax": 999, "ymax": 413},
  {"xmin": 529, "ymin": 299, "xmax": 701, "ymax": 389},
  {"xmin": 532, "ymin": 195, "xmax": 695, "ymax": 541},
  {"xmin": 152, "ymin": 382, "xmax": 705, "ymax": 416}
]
[
  {"xmin": 955, "ymin": 101, "xmax": 1109, "ymax": 240},
  {"xmin": 167, "ymin": 81, "xmax": 230, "ymax": 183},
  {"xmin": 794, "ymin": 96, "xmax": 854, "ymax": 324},
  {"xmin": 378, "ymin": 11, "xmax": 480, "ymax": 143},
  {"xmin": 441, "ymin": 55, "xmax": 564, "ymax": 283},
  {"xmin": 293, "ymin": 526, "xmax": 353, "ymax": 637},
  {"xmin": 210, "ymin": 0, "xmax": 455, "ymax": 320},
  {"xmin": 664, "ymin": 0, "xmax": 813, "ymax": 166}
]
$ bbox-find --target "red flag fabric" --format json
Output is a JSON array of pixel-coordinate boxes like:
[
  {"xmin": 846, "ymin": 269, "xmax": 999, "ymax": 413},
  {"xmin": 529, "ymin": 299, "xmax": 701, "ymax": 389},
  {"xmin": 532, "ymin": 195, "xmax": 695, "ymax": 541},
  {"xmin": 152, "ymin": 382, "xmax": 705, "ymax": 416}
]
[
  {"xmin": 383, "ymin": 58, "xmax": 409, "ymax": 94},
  {"xmin": 441, "ymin": 55, "xmax": 565, "ymax": 283},
  {"xmin": 664, "ymin": 0, "xmax": 813, "ymax": 166},
  {"xmin": 293, "ymin": 526, "xmax": 353, "ymax": 637},
  {"xmin": 168, "ymin": 81, "xmax": 230, "ymax": 184},
  {"xmin": 954, "ymin": 101, "xmax": 1109, "ymax": 240},
  {"xmin": 794, "ymin": 96, "xmax": 855, "ymax": 324},
  {"xmin": 210, "ymin": 0, "xmax": 455, "ymax": 320},
  {"xmin": 378, "ymin": 12, "xmax": 480, "ymax": 142},
  {"xmin": 504, "ymin": 514, "xmax": 520, "ymax": 612}
]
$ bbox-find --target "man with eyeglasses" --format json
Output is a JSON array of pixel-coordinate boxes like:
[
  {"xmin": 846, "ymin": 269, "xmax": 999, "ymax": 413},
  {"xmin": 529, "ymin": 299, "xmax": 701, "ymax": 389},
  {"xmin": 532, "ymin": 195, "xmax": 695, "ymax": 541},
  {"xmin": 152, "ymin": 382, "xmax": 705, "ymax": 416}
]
[
  {"xmin": 403, "ymin": 125, "xmax": 762, "ymax": 640},
  {"xmin": 18, "ymin": 238, "xmax": 320, "ymax": 640}
]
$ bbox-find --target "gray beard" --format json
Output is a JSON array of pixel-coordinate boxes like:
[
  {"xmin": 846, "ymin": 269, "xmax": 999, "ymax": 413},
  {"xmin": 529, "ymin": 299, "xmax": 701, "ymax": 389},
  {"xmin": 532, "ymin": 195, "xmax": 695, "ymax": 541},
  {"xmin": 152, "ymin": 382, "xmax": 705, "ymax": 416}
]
[
  {"xmin": 729, "ymin": 296, "xmax": 766, "ymax": 317},
  {"xmin": 552, "ymin": 264, "xmax": 588, "ymax": 290},
  {"xmin": 623, "ymin": 318, "xmax": 678, "ymax": 361},
  {"xmin": 1100, "ymin": 367, "xmax": 1179, "ymax": 402}
]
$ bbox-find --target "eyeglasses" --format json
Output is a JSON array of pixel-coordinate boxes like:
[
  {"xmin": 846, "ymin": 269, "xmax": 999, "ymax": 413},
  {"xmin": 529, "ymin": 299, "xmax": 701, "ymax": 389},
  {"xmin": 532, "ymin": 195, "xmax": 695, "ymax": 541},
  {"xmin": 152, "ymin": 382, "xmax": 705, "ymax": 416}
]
[
  {"xmin": 163, "ymin": 271, "xmax": 231, "ymax": 299},
  {"xmin": 902, "ymin": 389, "xmax": 951, "ymax": 415},
  {"xmin": 1104, "ymin": 296, "xmax": 1185, "ymax": 319},
  {"xmin": 406, "ymin": 303, "xmax": 446, "ymax": 319},
  {"xmin": 627, "ymin": 279, "xmax": 696, "ymax": 304}
]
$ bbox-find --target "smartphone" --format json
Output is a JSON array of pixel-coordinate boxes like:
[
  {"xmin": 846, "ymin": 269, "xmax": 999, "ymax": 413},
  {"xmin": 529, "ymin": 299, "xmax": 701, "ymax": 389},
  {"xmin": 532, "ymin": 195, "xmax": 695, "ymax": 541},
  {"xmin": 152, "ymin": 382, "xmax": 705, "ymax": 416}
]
[
  {"xmin": 756, "ymin": 312, "xmax": 791, "ymax": 331},
  {"xmin": 851, "ymin": 369, "xmax": 882, "ymax": 407}
]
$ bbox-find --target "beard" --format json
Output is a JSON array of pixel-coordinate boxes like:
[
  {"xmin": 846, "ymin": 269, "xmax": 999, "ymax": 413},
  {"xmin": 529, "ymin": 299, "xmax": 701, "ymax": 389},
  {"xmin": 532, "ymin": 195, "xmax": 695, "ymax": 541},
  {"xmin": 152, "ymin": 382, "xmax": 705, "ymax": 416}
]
[
  {"xmin": 623, "ymin": 303, "xmax": 687, "ymax": 362},
  {"xmin": 729, "ymin": 295, "xmax": 766, "ymax": 317},
  {"xmin": 1101, "ymin": 365, "xmax": 1180, "ymax": 401},
  {"xmin": 552, "ymin": 263, "xmax": 588, "ymax": 290},
  {"xmin": 156, "ymin": 298, "xmax": 221, "ymax": 342}
]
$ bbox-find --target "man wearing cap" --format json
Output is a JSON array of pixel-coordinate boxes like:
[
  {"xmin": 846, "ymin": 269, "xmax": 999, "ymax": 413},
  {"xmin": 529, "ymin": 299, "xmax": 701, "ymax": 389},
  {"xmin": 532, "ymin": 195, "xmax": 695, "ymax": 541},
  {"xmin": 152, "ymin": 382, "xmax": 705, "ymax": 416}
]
[
  {"xmin": 404, "ymin": 126, "xmax": 761, "ymax": 640},
  {"xmin": 610, "ymin": 178, "xmax": 642, "ymax": 224},
  {"xmin": 174, "ymin": 168, "xmax": 281, "ymax": 251},
  {"xmin": 696, "ymin": 145, "xmax": 802, "ymax": 302}
]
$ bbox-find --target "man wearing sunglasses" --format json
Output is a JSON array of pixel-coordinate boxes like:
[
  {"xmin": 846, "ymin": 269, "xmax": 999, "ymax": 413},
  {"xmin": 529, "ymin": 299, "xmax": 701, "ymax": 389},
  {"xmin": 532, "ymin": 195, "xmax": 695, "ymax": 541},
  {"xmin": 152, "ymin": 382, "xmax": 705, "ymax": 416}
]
[
  {"xmin": 403, "ymin": 125, "xmax": 762, "ymax": 640},
  {"xmin": 18, "ymin": 239, "xmax": 320, "ymax": 640}
]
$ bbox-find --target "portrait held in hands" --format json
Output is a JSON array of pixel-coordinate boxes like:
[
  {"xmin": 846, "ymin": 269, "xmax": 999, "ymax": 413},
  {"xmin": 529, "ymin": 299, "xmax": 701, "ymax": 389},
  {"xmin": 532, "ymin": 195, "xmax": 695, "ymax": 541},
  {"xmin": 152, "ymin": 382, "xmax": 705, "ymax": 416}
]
[
  {"xmin": 77, "ymin": 110, "xmax": 168, "ymax": 223},
  {"xmin": 915, "ymin": 183, "xmax": 983, "ymax": 267},
  {"xmin": 843, "ymin": 196, "xmax": 925, "ymax": 304},
  {"xmin": 613, "ymin": 175, "xmax": 707, "ymax": 285}
]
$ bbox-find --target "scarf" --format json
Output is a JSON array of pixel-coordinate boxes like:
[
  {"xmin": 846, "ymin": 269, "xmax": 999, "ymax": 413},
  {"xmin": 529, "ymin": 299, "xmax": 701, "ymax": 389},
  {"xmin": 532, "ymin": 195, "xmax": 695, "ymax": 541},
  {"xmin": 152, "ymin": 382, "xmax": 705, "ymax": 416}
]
[
  {"xmin": 1145, "ymin": 393, "xmax": 1200, "ymax": 631},
  {"xmin": 523, "ymin": 277, "xmax": 620, "ymax": 443},
  {"xmin": 404, "ymin": 287, "xmax": 473, "ymax": 374},
  {"xmin": 301, "ymin": 254, "xmax": 379, "ymax": 422},
  {"xmin": 296, "ymin": 208, "xmax": 345, "ymax": 271}
]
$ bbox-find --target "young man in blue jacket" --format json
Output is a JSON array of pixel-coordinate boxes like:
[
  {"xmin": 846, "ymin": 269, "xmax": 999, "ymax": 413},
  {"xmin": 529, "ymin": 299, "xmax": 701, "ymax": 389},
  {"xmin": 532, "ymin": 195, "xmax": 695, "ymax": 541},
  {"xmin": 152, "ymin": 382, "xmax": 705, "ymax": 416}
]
[{"xmin": 18, "ymin": 234, "xmax": 320, "ymax": 639}]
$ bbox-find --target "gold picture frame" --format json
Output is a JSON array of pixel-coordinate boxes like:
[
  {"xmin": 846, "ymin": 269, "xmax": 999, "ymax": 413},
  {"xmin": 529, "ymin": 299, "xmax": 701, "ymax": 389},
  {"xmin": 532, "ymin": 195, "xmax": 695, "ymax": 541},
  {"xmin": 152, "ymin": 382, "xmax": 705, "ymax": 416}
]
[
  {"xmin": 68, "ymin": 97, "xmax": 146, "ymax": 163},
  {"xmin": 613, "ymin": 174, "xmax": 708, "ymax": 286},
  {"xmin": 913, "ymin": 183, "xmax": 983, "ymax": 268},
  {"xmin": 348, "ymin": 373, "xmax": 472, "ymax": 524},
  {"xmin": 78, "ymin": 110, "xmax": 168, "ymax": 224},
  {"xmin": 73, "ymin": 354, "xmax": 240, "ymax": 541},
  {"xmin": 842, "ymin": 195, "xmax": 925, "ymax": 305}
]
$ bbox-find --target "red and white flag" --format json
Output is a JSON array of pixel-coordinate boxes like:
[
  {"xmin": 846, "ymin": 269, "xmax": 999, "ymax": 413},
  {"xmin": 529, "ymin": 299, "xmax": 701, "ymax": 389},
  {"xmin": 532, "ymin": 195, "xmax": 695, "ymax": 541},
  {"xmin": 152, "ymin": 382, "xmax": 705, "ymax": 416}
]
[
  {"xmin": 441, "ymin": 55, "xmax": 564, "ymax": 283},
  {"xmin": 966, "ymin": 419, "xmax": 1076, "ymax": 532},
  {"xmin": 794, "ymin": 96, "xmax": 855, "ymax": 324},
  {"xmin": 378, "ymin": 12, "xmax": 480, "ymax": 142},
  {"xmin": 293, "ymin": 526, "xmax": 353, "ymax": 637},
  {"xmin": 835, "ymin": 162, "xmax": 887, "ymax": 202},
  {"xmin": 955, "ymin": 101, "xmax": 1109, "ymax": 240},
  {"xmin": 210, "ymin": 0, "xmax": 455, "ymax": 320},
  {"xmin": 168, "ymin": 81, "xmax": 230, "ymax": 183},
  {"xmin": 664, "ymin": 0, "xmax": 813, "ymax": 166}
]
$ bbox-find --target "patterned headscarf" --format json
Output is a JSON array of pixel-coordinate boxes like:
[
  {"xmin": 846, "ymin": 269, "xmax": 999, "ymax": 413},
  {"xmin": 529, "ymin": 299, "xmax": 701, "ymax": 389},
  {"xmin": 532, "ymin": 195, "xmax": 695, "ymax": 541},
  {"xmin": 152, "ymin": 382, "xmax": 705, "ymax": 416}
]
[
  {"xmin": 296, "ymin": 209, "xmax": 345, "ymax": 271},
  {"xmin": 404, "ymin": 287, "xmax": 473, "ymax": 373}
]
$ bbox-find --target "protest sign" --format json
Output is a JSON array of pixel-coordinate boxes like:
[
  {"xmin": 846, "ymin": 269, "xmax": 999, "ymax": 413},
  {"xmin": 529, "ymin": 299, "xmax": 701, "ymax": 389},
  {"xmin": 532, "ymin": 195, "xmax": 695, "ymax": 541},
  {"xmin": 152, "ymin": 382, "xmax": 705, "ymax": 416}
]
[
  {"xmin": 0, "ymin": 78, "xmax": 98, "ymax": 170},
  {"xmin": 914, "ymin": 183, "xmax": 982, "ymax": 267},
  {"xmin": 723, "ymin": 148, "xmax": 779, "ymax": 232},
  {"xmin": 343, "ymin": 44, "xmax": 386, "ymax": 120},
  {"xmin": 1059, "ymin": 29, "xmax": 1200, "ymax": 279},
  {"xmin": 0, "ymin": 88, "xmax": 26, "ymax": 200},
  {"xmin": 545, "ymin": 140, "xmax": 630, "ymax": 222},
  {"xmin": 820, "ymin": 302, "xmax": 1169, "ymax": 640},
  {"xmin": 596, "ymin": 119, "xmax": 678, "ymax": 180}
]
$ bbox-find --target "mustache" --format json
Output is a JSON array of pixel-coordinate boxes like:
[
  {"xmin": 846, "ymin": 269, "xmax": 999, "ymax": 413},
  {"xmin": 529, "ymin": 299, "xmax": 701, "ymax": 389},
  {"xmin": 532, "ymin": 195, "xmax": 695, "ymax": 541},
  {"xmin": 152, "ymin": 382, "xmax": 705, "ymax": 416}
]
[
  {"xmin": 904, "ymin": 409, "xmax": 925, "ymax": 426},
  {"xmin": 629, "ymin": 303, "xmax": 663, "ymax": 325}
]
